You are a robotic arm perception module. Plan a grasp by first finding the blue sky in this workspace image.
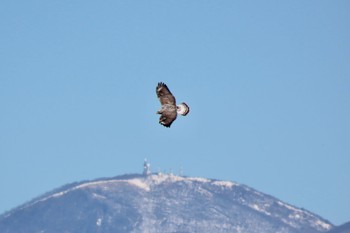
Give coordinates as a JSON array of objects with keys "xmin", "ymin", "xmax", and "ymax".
[{"xmin": 0, "ymin": 0, "xmax": 349, "ymax": 226}]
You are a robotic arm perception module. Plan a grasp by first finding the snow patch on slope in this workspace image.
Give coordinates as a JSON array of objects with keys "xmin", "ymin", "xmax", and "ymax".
[
  {"xmin": 147, "ymin": 173, "xmax": 238, "ymax": 189},
  {"xmin": 277, "ymin": 201, "xmax": 332, "ymax": 231},
  {"xmin": 212, "ymin": 180, "xmax": 237, "ymax": 188},
  {"xmin": 250, "ymin": 204, "xmax": 272, "ymax": 216},
  {"xmin": 128, "ymin": 179, "xmax": 151, "ymax": 191}
]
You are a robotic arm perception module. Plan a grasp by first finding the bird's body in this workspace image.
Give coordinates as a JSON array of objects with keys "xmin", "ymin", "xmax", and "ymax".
[{"xmin": 156, "ymin": 82, "xmax": 189, "ymax": 127}]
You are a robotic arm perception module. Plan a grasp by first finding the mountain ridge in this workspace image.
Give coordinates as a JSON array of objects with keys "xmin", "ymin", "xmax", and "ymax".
[
  {"xmin": 328, "ymin": 221, "xmax": 350, "ymax": 233},
  {"xmin": 0, "ymin": 173, "xmax": 333, "ymax": 233}
]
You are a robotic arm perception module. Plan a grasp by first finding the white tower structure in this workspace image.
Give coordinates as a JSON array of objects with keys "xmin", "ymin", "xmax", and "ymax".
[{"xmin": 143, "ymin": 159, "xmax": 151, "ymax": 175}]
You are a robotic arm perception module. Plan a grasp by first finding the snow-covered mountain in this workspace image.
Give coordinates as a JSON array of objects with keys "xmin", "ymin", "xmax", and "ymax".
[{"xmin": 0, "ymin": 173, "xmax": 333, "ymax": 233}]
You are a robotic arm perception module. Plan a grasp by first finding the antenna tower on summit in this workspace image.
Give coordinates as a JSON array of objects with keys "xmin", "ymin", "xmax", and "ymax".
[{"xmin": 143, "ymin": 159, "xmax": 151, "ymax": 175}]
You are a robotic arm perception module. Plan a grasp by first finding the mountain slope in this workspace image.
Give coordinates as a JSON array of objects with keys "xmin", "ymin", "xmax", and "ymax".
[
  {"xmin": 328, "ymin": 221, "xmax": 350, "ymax": 233},
  {"xmin": 0, "ymin": 173, "xmax": 333, "ymax": 233}
]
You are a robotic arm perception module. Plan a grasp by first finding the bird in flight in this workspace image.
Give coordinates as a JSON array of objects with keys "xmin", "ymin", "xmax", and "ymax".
[{"xmin": 156, "ymin": 82, "xmax": 190, "ymax": 127}]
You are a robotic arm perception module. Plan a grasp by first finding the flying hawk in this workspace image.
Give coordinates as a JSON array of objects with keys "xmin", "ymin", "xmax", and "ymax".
[{"xmin": 156, "ymin": 82, "xmax": 190, "ymax": 127}]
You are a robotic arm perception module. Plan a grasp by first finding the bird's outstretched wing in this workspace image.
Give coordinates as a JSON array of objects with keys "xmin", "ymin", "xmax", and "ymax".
[
  {"xmin": 156, "ymin": 82, "xmax": 176, "ymax": 105},
  {"xmin": 156, "ymin": 82, "xmax": 177, "ymax": 127}
]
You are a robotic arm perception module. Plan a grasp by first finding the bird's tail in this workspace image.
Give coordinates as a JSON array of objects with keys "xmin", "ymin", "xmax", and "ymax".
[{"xmin": 177, "ymin": 103, "xmax": 190, "ymax": 116}]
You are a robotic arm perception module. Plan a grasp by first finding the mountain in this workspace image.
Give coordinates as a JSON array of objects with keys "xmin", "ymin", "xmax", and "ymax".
[
  {"xmin": 0, "ymin": 173, "xmax": 333, "ymax": 233},
  {"xmin": 328, "ymin": 221, "xmax": 350, "ymax": 233}
]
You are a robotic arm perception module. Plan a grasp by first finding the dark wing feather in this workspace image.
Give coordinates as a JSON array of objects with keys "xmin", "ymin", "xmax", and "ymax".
[
  {"xmin": 156, "ymin": 82, "xmax": 176, "ymax": 105},
  {"xmin": 156, "ymin": 82, "xmax": 178, "ymax": 127},
  {"xmin": 159, "ymin": 109, "xmax": 177, "ymax": 127}
]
